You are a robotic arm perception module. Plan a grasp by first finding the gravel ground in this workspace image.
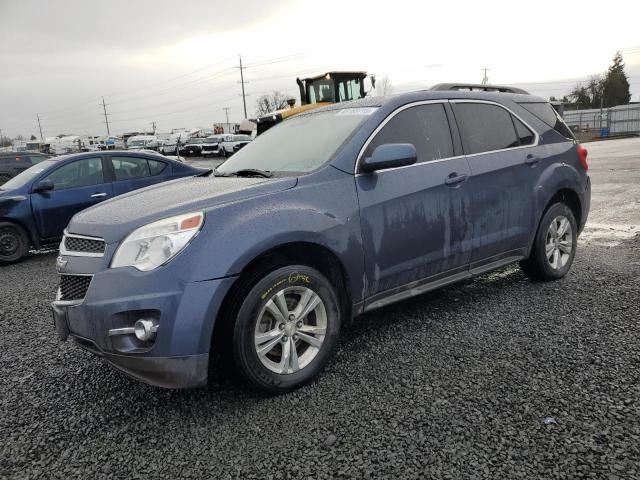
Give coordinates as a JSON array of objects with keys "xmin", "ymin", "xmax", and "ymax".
[{"xmin": 2, "ymin": 141, "xmax": 640, "ymax": 479}]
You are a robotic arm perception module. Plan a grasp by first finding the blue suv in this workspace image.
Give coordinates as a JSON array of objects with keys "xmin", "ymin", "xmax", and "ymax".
[{"xmin": 52, "ymin": 88, "xmax": 590, "ymax": 392}]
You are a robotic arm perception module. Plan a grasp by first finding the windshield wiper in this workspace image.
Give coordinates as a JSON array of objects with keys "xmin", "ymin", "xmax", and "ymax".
[{"xmin": 220, "ymin": 168, "xmax": 273, "ymax": 178}]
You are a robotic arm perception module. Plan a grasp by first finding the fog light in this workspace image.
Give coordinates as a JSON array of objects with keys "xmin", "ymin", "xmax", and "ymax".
[{"xmin": 133, "ymin": 319, "xmax": 158, "ymax": 342}]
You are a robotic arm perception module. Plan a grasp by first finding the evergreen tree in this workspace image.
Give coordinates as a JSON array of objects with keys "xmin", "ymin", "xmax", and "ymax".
[{"xmin": 602, "ymin": 52, "xmax": 631, "ymax": 107}]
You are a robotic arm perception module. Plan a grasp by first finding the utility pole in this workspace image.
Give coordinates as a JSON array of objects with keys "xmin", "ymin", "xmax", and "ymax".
[
  {"xmin": 223, "ymin": 107, "xmax": 231, "ymax": 133},
  {"xmin": 150, "ymin": 121, "xmax": 157, "ymax": 135},
  {"xmin": 101, "ymin": 96, "xmax": 111, "ymax": 135},
  {"xmin": 36, "ymin": 114, "xmax": 44, "ymax": 142},
  {"xmin": 238, "ymin": 54, "xmax": 248, "ymax": 119},
  {"xmin": 481, "ymin": 68, "xmax": 490, "ymax": 85},
  {"xmin": 0, "ymin": 128, "xmax": 3, "ymax": 148}
]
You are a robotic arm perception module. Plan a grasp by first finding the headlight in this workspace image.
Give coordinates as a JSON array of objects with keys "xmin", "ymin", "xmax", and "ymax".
[{"xmin": 111, "ymin": 212, "xmax": 204, "ymax": 271}]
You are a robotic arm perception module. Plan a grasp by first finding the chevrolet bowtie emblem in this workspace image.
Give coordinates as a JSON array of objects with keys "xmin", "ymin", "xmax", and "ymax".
[{"xmin": 56, "ymin": 256, "xmax": 68, "ymax": 273}]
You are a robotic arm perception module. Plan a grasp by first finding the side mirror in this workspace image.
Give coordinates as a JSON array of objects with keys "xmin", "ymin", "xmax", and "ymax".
[
  {"xmin": 360, "ymin": 143, "xmax": 417, "ymax": 173},
  {"xmin": 33, "ymin": 179, "xmax": 54, "ymax": 193}
]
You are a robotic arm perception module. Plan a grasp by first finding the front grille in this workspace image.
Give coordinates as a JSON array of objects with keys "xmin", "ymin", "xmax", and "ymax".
[
  {"xmin": 59, "ymin": 275, "xmax": 92, "ymax": 301},
  {"xmin": 64, "ymin": 235, "xmax": 105, "ymax": 254}
]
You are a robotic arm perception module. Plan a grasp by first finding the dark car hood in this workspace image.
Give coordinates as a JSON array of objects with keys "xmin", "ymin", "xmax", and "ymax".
[{"xmin": 68, "ymin": 175, "xmax": 297, "ymax": 243}]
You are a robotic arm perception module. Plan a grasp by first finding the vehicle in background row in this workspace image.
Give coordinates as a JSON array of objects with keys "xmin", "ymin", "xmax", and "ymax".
[
  {"xmin": 145, "ymin": 139, "xmax": 169, "ymax": 152},
  {"xmin": 0, "ymin": 151, "xmax": 207, "ymax": 265},
  {"xmin": 51, "ymin": 88, "xmax": 590, "ymax": 393},
  {"xmin": 0, "ymin": 151, "xmax": 51, "ymax": 185},
  {"xmin": 201, "ymin": 135, "xmax": 224, "ymax": 157},
  {"xmin": 219, "ymin": 134, "xmax": 252, "ymax": 157},
  {"xmin": 127, "ymin": 135, "xmax": 157, "ymax": 151},
  {"xmin": 183, "ymin": 138, "xmax": 206, "ymax": 156}
]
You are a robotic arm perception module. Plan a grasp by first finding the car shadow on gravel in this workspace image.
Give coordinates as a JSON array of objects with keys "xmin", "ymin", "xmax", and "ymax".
[{"xmin": 64, "ymin": 264, "xmax": 534, "ymax": 412}]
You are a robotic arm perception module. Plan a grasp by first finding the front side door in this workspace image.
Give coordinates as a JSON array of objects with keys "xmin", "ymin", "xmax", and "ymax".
[
  {"xmin": 450, "ymin": 102, "xmax": 538, "ymax": 268},
  {"xmin": 31, "ymin": 156, "xmax": 113, "ymax": 239},
  {"xmin": 356, "ymin": 102, "xmax": 473, "ymax": 302},
  {"xmin": 109, "ymin": 155, "xmax": 168, "ymax": 196}
]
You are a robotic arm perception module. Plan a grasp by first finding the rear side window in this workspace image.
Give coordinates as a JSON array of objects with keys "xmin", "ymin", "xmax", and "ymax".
[
  {"xmin": 518, "ymin": 102, "xmax": 575, "ymax": 140},
  {"xmin": 513, "ymin": 116, "xmax": 535, "ymax": 146},
  {"xmin": 453, "ymin": 103, "xmax": 520, "ymax": 154},
  {"xmin": 112, "ymin": 156, "xmax": 151, "ymax": 180},
  {"xmin": 148, "ymin": 159, "xmax": 166, "ymax": 175},
  {"xmin": 364, "ymin": 104, "xmax": 454, "ymax": 163}
]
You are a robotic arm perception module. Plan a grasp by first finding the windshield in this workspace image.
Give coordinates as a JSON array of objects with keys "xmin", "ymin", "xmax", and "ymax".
[
  {"xmin": 217, "ymin": 108, "xmax": 375, "ymax": 175},
  {"xmin": 1, "ymin": 160, "xmax": 57, "ymax": 190},
  {"xmin": 188, "ymin": 138, "xmax": 205, "ymax": 144},
  {"xmin": 234, "ymin": 135, "xmax": 252, "ymax": 142},
  {"xmin": 128, "ymin": 140, "xmax": 145, "ymax": 147}
]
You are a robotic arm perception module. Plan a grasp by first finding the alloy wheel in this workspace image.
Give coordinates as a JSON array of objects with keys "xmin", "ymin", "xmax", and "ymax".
[
  {"xmin": 545, "ymin": 215, "xmax": 573, "ymax": 270},
  {"xmin": 254, "ymin": 286, "xmax": 327, "ymax": 374}
]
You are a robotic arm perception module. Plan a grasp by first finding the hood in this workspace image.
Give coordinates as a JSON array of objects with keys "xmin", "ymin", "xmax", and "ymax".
[{"xmin": 67, "ymin": 175, "xmax": 297, "ymax": 243}]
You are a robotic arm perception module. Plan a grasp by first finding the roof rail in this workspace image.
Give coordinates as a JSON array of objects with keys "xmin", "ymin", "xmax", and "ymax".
[{"xmin": 430, "ymin": 83, "xmax": 529, "ymax": 94}]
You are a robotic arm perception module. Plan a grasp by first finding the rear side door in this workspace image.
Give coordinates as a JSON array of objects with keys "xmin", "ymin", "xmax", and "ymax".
[
  {"xmin": 31, "ymin": 156, "xmax": 113, "ymax": 239},
  {"xmin": 450, "ymin": 101, "xmax": 538, "ymax": 268},
  {"xmin": 356, "ymin": 102, "xmax": 473, "ymax": 302},
  {"xmin": 109, "ymin": 155, "xmax": 170, "ymax": 196}
]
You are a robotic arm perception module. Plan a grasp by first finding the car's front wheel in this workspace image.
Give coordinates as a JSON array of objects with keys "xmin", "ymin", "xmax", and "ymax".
[
  {"xmin": 0, "ymin": 222, "xmax": 29, "ymax": 265},
  {"xmin": 230, "ymin": 265, "xmax": 341, "ymax": 393},
  {"xmin": 520, "ymin": 202, "xmax": 577, "ymax": 281}
]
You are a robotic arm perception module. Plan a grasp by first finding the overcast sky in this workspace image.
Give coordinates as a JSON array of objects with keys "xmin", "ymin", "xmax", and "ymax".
[{"xmin": 1, "ymin": 0, "xmax": 639, "ymax": 138}]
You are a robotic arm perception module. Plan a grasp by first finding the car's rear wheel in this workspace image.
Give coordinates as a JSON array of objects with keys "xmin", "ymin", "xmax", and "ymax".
[
  {"xmin": 520, "ymin": 202, "xmax": 577, "ymax": 281},
  {"xmin": 0, "ymin": 222, "xmax": 30, "ymax": 265},
  {"xmin": 230, "ymin": 265, "xmax": 341, "ymax": 393}
]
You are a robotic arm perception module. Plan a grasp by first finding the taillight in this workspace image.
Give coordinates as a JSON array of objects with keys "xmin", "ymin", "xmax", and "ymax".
[{"xmin": 576, "ymin": 144, "xmax": 588, "ymax": 171}]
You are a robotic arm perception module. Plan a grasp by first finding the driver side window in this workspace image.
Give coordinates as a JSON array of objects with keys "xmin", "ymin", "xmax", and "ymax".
[
  {"xmin": 44, "ymin": 158, "xmax": 104, "ymax": 190},
  {"xmin": 364, "ymin": 104, "xmax": 454, "ymax": 164}
]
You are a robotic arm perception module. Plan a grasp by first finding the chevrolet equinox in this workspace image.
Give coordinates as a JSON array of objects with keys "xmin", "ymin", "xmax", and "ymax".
[{"xmin": 52, "ymin": 89, "xmax": 591, "ymax": 393}]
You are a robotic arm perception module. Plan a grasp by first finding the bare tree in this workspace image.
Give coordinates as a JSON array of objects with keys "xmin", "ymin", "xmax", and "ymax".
[
  {"xmin": 255, "ymin": 91, "xmax": 291, "ymax": 116},
  {"xmin": 376, "ymin": 75, "xmax": 393, "ymax": 96}
]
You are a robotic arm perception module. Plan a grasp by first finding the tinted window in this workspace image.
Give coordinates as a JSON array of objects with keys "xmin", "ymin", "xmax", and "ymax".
[
  {"xmin": 453, "ymin": 103, "xmax": 519, "ymax": 154},
  {"xmin": 45, "ymin": 158, "xmax": 104, "ymax": 190},
  {"xmin": 112, "ymin": 156, "xmax": 151, "ymax": 180},
  {"xmin": 364, "ymin": 104, "xmax": 454, "ymax": 163},
  {"xmin": 512, "ymin": 116, "xmax": 535, "ymax": 146},
  {"xmin": 518, "ymin": 102, "xmax": 575, "ymax": 140},
  {"xmin": 148, "ymin": 159, "xmax": 166, "ymax": 175}
]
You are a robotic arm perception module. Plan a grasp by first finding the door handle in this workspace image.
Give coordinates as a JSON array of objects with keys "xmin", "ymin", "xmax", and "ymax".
[
  {"xmin": 525, "ymin": 154, "xmax": 539, "ymax": 166},
  {"xmin": 90, "ymin": 193, "xmax": 108, "ymax": 198},
  {"xmin": 444, "ymin": 173, "xmax": 468, "ymax": 186}
]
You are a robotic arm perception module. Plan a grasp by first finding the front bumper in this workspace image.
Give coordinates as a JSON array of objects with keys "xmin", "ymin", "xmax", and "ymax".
[{"xmin": 52, "ymin": 264, "xmax": 236, "ymax": 389}]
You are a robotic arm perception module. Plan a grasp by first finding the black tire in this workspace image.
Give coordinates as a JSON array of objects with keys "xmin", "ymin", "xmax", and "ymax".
[
  {"xmin": 520, "ymin": 202, "xmax": 577, "ymax": 281},
  {"xmin": 229, "ymin": 265, "xmax": 341, "ymax": 393},
  {"xmin": 0, "ymin": 221, "xmax": 30, "ymax": 265}
]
